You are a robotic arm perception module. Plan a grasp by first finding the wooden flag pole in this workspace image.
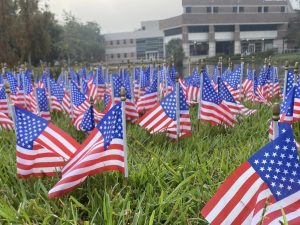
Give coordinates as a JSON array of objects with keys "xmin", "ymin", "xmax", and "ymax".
[
  {"xmin": 157, "ymin": 63, "xmax": 161, "ymax": 102},
  {"xmin": 121, "ymin": 87, "xmax": 128, "ymax": 178},
  {"xmin": 175, "ymin": 72, "xmax": 180, "ymax": 140},
  {"xmin": 272, "ymin": 103, "xmax": 280, "ymax": 140},
  {"xmin": 283, "ymin": 61, "xmax": 289, "ymax": 99},
  {"xmin": 239, "ymin": 55, "xmax": 244, "ymax": 101},
  {"xmin": 197, "ymin": 59, "xmax": 204, "ymax": 120}
]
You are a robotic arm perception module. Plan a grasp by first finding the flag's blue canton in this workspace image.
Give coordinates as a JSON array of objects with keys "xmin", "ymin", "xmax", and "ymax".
[
  {"xmin": 86, "ymin": 71, "xmax": 93, "ymax": 80},
  {"xmin": 123, "ymin": 73, "xmax": 132, "ymax": 99},
  {"xmin": 248, "ymin": 125, "xmax": 300, "ymax": 201},
  {"xmin": 79, "ymin": 68, "xmax": 87, "ymax": 80},
  {"xmin": 70, "ymin": 70, "xmax": 79, "ymax": 85},
  {"xmin": 169, "ymin": 65, "xmax": 176, "ymax": 82},
  {"xmin": 15, "ymin": 107, "xmax": 48, "ymax": 149},
  {"xmin": 161, "ymin": 85, "xmax": 188, "ymax": 121},
  {"xmin": 253, "ymin": 74, "xmax": 259, "ymax": 94},
  {"xmin": 0, "ymin": 85, "xmax": 6, "ymax": 100},
  {"xmin": 184, "ymin": 76, "xmax": 192, "ymax": 86},
  {"xmin": 96, "ymin": 103, "xmax": 123, "ymax": 149},
  {"xmin": 246, "ymin": 69, "xmax": 253, "ymax": 81},
  {"xmin": 218, "ymin": 79, "xmax": 236, "ymax": 103},
  {"xmin": 280, "ymin": 86, "xmax": 295, "ymax": 117},
  {"xmin": 145, "ymin": 78, "xmax": 157, "ymax": 94},
  {"xmin": 50, "ymin": 79, "xmax": 64, "ymax": 103},
  {"xmin": 18, "ymin": 73, "xmax": 24, "ymax": 91},
  {"xmin": 152, "ymin": 67, "xmax": 158, "ymax": 81},
  {"xmin": 81, "ymin": 106, "xmax": 95, "ymax": 132},
  {"xmin": 104, "ymin": 94, "xmax": 111, "ymax": 108},
  {"xmin": 113, "ymin": 75, "xmax": 122, "ymax": 98},
  {"xmin": 202, "ymin": 71, "xmax": 222, "ymax": 104},
  {"xmin": 191, "ymin": 69, "xmax": 200, "ymax": 87},
  {"xmin": 41, "ymin": 72, "xmax": 48, "ymax": 90},
  {"xmin": 93, "ymin": 67, "xmax": 105, "ymax": 85},
  {"xmin": 71, "ymin": 81, "xmax": 86, "ymax": 107},
  {"xmin": 286, "ymin": 69, "xmax": 294, "ymax": 96},
  {"xmin": 134, "ymin": 68, "xmax": 140, "ymax": 81},
  {"xmin": 82, "ymin": 80, "xmax": 88, "ymax": 95},
  {"xmin": 0, "ymin": 74, "xmax": 3, "ymax": 84},
  {"xmin": 212, "ymin": 65, "xmax": 218, "ymax": 84},
  {"xmin": 167, "ymin": 73, "xmax": 175, "ymax": 88},
  {"xmin": 7, "ymin": 72, "xmax": 18, "ymax": 94},
  {"xmin": 141, "ymin": 67, "xmax": 150, "ymax": 88},
  {"xmin": 36, "ymin": 88, "xmax": 49, "ymax": 112},
  {"xmin": 258, "ymin": 68, "xmax": 268, "ymax": 86},
  {"xmin": 224, "ymin": 66, "xmax": 241, "ymax": 90},
  {"xmin": 24, "ymin": 73, "xmax": 32, "ymax": 94},
  {"xmin": 57, "ymin": 74, "xmax": 65, "ymax": 87}
]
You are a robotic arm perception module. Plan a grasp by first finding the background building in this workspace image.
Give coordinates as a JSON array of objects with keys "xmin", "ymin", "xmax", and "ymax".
[{"xmin": 104, "ymin": 0, "xmax": 298, "ymax": 64}]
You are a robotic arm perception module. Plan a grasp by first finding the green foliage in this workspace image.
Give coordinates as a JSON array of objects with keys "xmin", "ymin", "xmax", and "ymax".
[
  {"xmin": 166, "ymin": 39, "xmax": 185, "ymax": 73},
  {"xmin": 1, "ymin": 103, "xmax": 297, "ymax": 224}
]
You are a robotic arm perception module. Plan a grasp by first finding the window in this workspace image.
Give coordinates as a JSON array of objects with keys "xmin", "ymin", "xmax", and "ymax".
[
  {"xmin": 207, "ymin": 6, "xmax": 212, "ymax": 13},
  {"xmin": 130, "ymin": 39, "xmax": 134, "ymax": 44},
  {"xmin": 117, "ymin": 40, "xmax": 120, "ymax": 45},
  {"xmin": 233, "ymin": 6, "xmax": 238, "ymax": 13},
  {"xmin": 264, "ymin": 7, "xmax": 268, "ymax": 13},
  {"xmin": 215, "ymin": 25, "xmax": 235, "ymax": 32},
  {"xmin": 239, "ymin": 7, "xmax": 244, "ymax": 13},
  {"xmin": 131, "ymin": 53, "xmax": 134, "ymax": 57},
  {"xmin": 124, "ymin": 53, "xmax": 127, "ymax": 58},
  {"xmin": 240, "ymin": 24, "xmax": 278, "ymax": 31},
  {"xmin": 111, "ymin": 54, "xmax": 114, "ymax": 59},
  {"xmin": 123, "ymin": 40, "xmax": 126, "ymax": 44},
  {"xmin": 258, "ymin": 6, "xmax": 262, "ymax": 12},
  {"xmin": 213, "ymin": 7, "xmax": 218, "ymax": 13},
  {"xmin": 188, "ymin": 26, "xmax": 209, "ymax": 33},
  {"xmin": 110, "ymin": 41, "xmax": 113, "ymax": 45},
  {"xmin": 117, "ymin": 54, "xmax": 120, "ymax": 58},
  {"xmin": 185, "ymin": 7, "xmax": 191, "ymax": 13},
  {"xmin": 281, "ymin": 6, "xmax": 286, "ymax": 12},
  {"xmin": 164, "ymin": 27, "xmax": 182, "ymax": 36}
]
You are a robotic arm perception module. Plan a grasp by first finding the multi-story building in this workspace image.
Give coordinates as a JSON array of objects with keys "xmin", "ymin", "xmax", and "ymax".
[
  {"xmin": 104, "ymin": 0, "xmax": 298, "ymax": 64},
  {"xmin": 159, "ymin": 0, "xmax": 296, "ymax": 60},
  {"xmin": 104, "ymin": 21, "xmax": 164, "ymax": 64}
]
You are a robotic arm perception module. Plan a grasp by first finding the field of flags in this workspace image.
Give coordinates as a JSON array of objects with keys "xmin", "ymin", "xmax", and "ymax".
[{"xmin": 0, "ymin": 57, "xmax": 299, "ymax": 224}]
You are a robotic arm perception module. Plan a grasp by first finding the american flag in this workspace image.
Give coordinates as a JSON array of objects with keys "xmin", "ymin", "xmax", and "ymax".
[
  {"xmin": 49, "ymin": 79, "xmax": 64, "ymax": 112},
  {"xmin": 186, "ymin": 68, "xmax": 200, "ymax": 103},
  {"xmin": 36, "ymin": 88, "xmax": 51, "ymax": 121},
  {"xmin": 0, "ymin": 85, "xmax": 9, "ymax": 115},
  {"xmin": 201, "ymin": 124, "xmax": 300, "ymax": 225},
  {"xmin": 138, "ymin": 83, "xmax": 191, "ymax": 139},
  {"xmin": 211, "ymin": 65, "xmax": 218, "ymax": 87},
  {"xmin": 137, "ymin": 78, "xmax": 158, "ymax": 113},
  {"xmin": 280, "ymin": 86, "xmax": 295, "ymax": 123},
  {"xmin": 24, "ymin": 73, "xmax": 38, "ymax": 113},
  {"xmin": 257, "ymin": 68, "xmax": 269, "ymax": 99},
  {"xmin": 74, "ymin": 106, "xmax": 95, "ymax": 132},
  {"xmin": 243, "ymin": 69, "xmax": 254, "ymax": 100},
  {"xmin": 48, "ymin": 103, "xmax": 125, "ymax": 198},
  {"xmin": 293, "ymin": 77, "xmax": 300, "ymax": 122},
  {"xmin": 222, "ymin": 66, "xmax": 242, "ymax": 100},
  {"xmin": 113, "ymin": 74, "xmax": 139, "ymax": 122},
  {"xmin": 7, "ymin": 72, "xmax": 25, "ymax": 108},
  {"xmin": 93, "ymin": 66, "xmax": 105, "ymax": 100},
  {"xmin": 0, "ymin": 111, "xmax": 14, "ymax": 130},
  {"xmin": 285, "ymin": 69, "xmax": 294, "ymax": 97},
  {"xmin": 199, "ymin": 71, "xmax": 236, "ymax": 127},
  {"xmin": 15, "ymin": 106, "xmax": 80, "ymax": 178},
  {"xmin": 218, "ymin": 79, "xmax": 256, "ymax": 116}
]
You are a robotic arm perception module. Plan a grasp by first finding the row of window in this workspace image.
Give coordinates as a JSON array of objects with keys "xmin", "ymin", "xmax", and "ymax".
[
  {"xmin": 109, "ymin": 39, "xmax": 134, "ymax": 46},
  {"xmin": 109, "ymin": 53, "xmax": 135, "ymax": 59},
  {"xmin": 185, "ymin": 6, "xmax": 286, "ymax": 14}
]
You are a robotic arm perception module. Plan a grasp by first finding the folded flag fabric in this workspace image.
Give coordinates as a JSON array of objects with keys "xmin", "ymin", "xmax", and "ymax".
[
  {"xmin": 137, "ymin": 78, "xmax": 158, "ymax": 113},
  {"xmin": 73, "ymin": 105, "xmax": 95, "ymax": 132},
  {"xmin": 201, "ymin": 124, "xmax": 300, "ymax": 225},
  {"xmin": 36, "ymin": 88, "xmax": 51, "ymax": 121},
  {"xmin": 0, "ymin": 85, "xmax": 9, "ymax": 115},
  {"xmin": 48, "ymin": 103, "xmax": 125, "ymax": 198},
  {"xmin": 15, "ymin": 107, "xmax": 80, "ymax": 178},
  {"xmin": 0, "ymin": 112, "xmax": 14, "ymax": 130}
]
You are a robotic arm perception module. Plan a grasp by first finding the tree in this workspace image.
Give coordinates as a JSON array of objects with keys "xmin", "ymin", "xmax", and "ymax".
[
  {"xmin": 286, "ymin": 11, "xmax": 300, "ymax": 48},
  {"xmin": 166, "ymin": 39, "xmax": 185, "ymax": 73}
]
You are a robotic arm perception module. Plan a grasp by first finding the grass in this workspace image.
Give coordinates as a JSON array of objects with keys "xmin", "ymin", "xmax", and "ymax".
[{"xmin": 0, "ymin": 102, "xmax": 299, "ymax": 224}]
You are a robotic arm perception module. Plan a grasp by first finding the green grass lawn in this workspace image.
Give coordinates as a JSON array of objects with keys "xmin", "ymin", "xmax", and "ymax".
[{"xmin": 0, "ymin": 103, "xmax": 298, "ymax": 224}]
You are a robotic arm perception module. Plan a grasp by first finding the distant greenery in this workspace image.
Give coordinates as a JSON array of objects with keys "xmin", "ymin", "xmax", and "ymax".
[
  {"xmin": 166, "ymin": 39, "xmax": 185, "ymax": 74},
  {"xmin": 1, "ymin": 102, "xmax": 298, "ymax": 224},
  {"xmin": 0, "ymin": 0, "xmax": 105, "ymax": 67}
]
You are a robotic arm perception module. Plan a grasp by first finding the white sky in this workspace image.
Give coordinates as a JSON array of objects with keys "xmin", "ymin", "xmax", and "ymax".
[{"xmin": 44, "ymin": 0, "xmax": 183, "ymax": 34}]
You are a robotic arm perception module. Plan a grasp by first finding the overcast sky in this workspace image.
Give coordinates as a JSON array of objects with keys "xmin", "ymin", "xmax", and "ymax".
[{"xmin": 44, "ymin": 0, "xmax": 182, "ymax": 34}]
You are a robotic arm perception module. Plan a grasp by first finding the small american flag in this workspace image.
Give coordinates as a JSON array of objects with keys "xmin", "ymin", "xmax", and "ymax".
[
  {"xmin": 0, "ymin": 85, "xmax": 9, "ymax": 115},
  {"xmin": 48, "ymin": 103, "xmax": 125, "ymax": 198},
  {"xmin": 7, "ymin": 72, "xmax": 25, "ymax": 108},
  {"xmin": 201, "ymin": 124, "xmax": 300, "ymax": 224},
  {"xmin": 285, "ymin": 69, "xmax": 294, "ymax": 97},
  {"xmin": 15, "ymin": 107, "xmax": 79, "ymax": 178},
  {"xmin": 186, "ymin": 68, "xmax": 200, "ymax": 103},
  {"xmin": 74, "ymin": 106, "xmax": 95, "ymax": 132},
  {"xmin": 36, "ymin": 88, "xmax": 51, "ymax": 121},
  {"xmin": 0, "ymin": 111, "xmax": 14, "ymax": 130},
  {"xmin": 137, "ymin": 78, "xmax": 158, "ymax": 113},
  {"xmin": 200, "ymin": 71, "xmax": 236, "ymax": 127},
  {"xmin": 49, "ymin": 79, "xmax": 64, "ymax": 112},
  {"xmin": 222, "ymin": 66, "xmax": 242, "ymax": 100}
]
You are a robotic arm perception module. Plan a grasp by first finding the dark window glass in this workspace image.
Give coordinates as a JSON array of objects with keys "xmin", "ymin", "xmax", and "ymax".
[
  {"xmin": 123, "ymin": 40, "xmax": 126, "ymax": 44},
  {"xmin": 110, "ymin": 41, "xmax": 113, "ymax": 45},
  {"xmin": 207, "ymin": 6, "xmax": 212, "ymax": 13},
  {"xmin": 213, "ymin": 7, "xmax": 218, "ymax": 13},
  {"xmin": 240, "ymin": 24, "xmax": 278, "ymax": 31},
  {"xmin": 117, "ymin": 40, "xmax": 120, "ymax": 45},
  {"xmin": 188, "ymin": 26, "xmax": 209, "ymax": 33},
  {"xmin": 111, "ymin": 54, "xmax": 114, "ymax": 59},
  {"xmin": 117, "ymin": 54, "xmax": 120, "ymax": 58},
  {"xmin": 164, "ymin": 27, "xmax": 182, "ymax": 36},
  {"xmin": 130, "ymin": 39, "xmax": 134, "ymax": 44},
  {"xmin": 124, "ymin": 53, "xmax": 127, "ymax": 58},
  {"xmin": 189, "ymin": 42, "xmax": 209, "ymax": 56},
  {"xmin": 233, "ymin": 6, "xmax": 238, "ymax": 13},
  {"xmin": 264, "ymin": 7, "xmax": 268, "ymax": 12},
  {"xmin": 215, "ymin": 25, "xmax": 235, "ymax": 32},
  {"xmin": 258, "ymin": 6, "xmax": 262, "ymax": 12},
  {"xmin": 239, "ymin": 7, "xmax": 244, "ymax": 13},
  {"xmin": 281, "ymin": 6, "xmax": 286, "ymax": 12},
  {"xmin": 185, "ymin": 7, "xmax": 191, "ymax": 13}
]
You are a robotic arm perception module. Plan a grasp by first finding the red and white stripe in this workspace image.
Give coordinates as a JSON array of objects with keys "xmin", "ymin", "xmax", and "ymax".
[
  {"xmin": 225, "ymin": 82, "xmax": 241, "ymax": 101},
  {"xmin": 39, "ymin": 111, "xmax": 51, "ymax": 121},
  {"xmin": 293, "ymin": 97, "xmax": 300, "ymax": 122},
  {"xmin": 166, "ymin": 110, "xmax": 192, "ymax": 139},
  {"xmin": 186, "ymin": 86, "xmax": 200, "ymax": 103},
  {"xmin": 17, "ymin": 123, "xmax": 80, "ymax": 178},
  {"xmin": 115, "ymin": 98, "xmax": 139, "ymax": 122},
  {"xmin": 50, "ymin": 96, "xmax": 63, "ymax": 112},
  {"xmin": 48, "ymin": 129, "xmax": 124, "ymax": 198},
  {"xmin": 224, "ymin": 101, "xmax": 257, "ymax": 116},
  {"xmin": 0, "ymin": 98, "xmax": 9, "ymax": 115},
  {"xmin": 137, "ymin": 92, "xmax": 158, "ymax": 113},
  {"xmin": 201, "ymin": 161, "xmax": 300, "ymax": 225},
  {"xmin": 0, "ymin": 112, "xmax": 14, "ymax": 130},
  {"xmin": 11, "ymin": 92, "xmax": 25, "ymax": 108},
  {"xmin": 200, "ymin": 100, "xmax": 236, "ymax": 127}
]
